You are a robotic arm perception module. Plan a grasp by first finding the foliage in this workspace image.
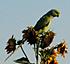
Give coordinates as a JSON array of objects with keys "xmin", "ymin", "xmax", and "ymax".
[{"xmin": 4, "ymin": 27, "xmax": 68, "ymax": 64}]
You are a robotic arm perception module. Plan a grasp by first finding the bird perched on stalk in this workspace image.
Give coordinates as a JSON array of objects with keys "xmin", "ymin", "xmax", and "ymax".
[{"xmin": 34, "ymin": 9, "xmax": 60, "ymax": 33}]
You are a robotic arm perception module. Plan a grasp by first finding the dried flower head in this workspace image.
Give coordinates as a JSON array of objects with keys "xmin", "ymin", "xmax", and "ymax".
[
  {"xmin": 5, "ymin": 35, "xmax": 16, "ymax": 54},
  {"xmin": 22, "ymin": 27, "xmax": 38, "ymax": 45},
  {"xmin": 40, "ymin": 31, "xmax": 55, "ymax": 49},
  {"xmin": 57, "ymin": 40, "xmax": 68, "ymax": 57}
]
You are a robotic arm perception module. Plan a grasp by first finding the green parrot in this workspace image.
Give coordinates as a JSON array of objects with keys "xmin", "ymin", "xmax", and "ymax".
[{"xmin": 34, "ymin": 9, "xmax": 60, "ymax": 33}]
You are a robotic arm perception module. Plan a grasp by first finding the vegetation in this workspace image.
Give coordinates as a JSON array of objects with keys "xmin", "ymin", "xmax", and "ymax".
[{"xmin": 4, "ymin": 26, "xmax": 68, "ymax": 64}]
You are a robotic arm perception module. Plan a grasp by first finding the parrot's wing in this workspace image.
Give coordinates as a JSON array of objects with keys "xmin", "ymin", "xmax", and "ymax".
[{"xmin": 34, "ymin": 16, "xmax": 49, "ymax": 31}]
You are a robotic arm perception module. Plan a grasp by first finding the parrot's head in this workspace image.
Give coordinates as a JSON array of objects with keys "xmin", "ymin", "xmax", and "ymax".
[{"xmin": 47, "ymin": 9, "xmax": 60, "ymax": 17}]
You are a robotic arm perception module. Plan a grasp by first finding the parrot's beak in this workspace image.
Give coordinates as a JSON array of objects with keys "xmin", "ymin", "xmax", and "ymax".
[
  {"xmin": 57, "ymin": 13, "xmax": 60, "ymax": 17},
  {"xmin": 57, "ymin": 14, "xmax": 59, "ymax": 17}
]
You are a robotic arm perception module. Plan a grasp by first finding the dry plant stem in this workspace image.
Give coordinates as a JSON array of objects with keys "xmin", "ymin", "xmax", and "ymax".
[
  {"xmin": 20, "ymin": 45, "xmax": 30, "ymax": 63},
  {"xmin": 21, "ymin": 39, "xmax": 29, "ymax": 58},
  {"xmin": 36, "ymin": 42, "xmax": 39, "ymax": 64},
  {"xmin": 20, "ymin": 39, "xmax": 30, "ymax": 63}
]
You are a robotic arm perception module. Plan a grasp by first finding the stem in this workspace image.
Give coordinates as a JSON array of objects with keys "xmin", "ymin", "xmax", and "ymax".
[
  {"xmin": 21, "ymin": 39, "xmax": 29, "ymax": 60},
  {"xmin": 34, "ymin": 43, "xmax": 35, "ymax": 51},
  {"xmin": 20, "ymin": 45, "xmax": 30, "ymax": 63},
  {"xmin": 20, "ymin": 46, "xmax": 28, "ymax": 59},
  {"xmin": 36, "ymin": 43, "xmax": 39, "ymax": 64},
  {"xmin": 17, "ymin": 39, "xmax": 30, "ymax": 63}
]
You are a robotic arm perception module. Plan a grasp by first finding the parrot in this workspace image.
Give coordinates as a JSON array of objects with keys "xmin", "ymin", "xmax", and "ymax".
[
  {"xmin": 34, "ymin": 9, "xmax": 60, "ymax": 33},
  {"xmin": 33, "ymin": 9, "xmax": 60, "ymax": 61}
]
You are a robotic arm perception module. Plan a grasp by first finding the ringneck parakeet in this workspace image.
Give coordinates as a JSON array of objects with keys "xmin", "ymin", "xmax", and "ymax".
[{"xmin": 34, "ymin": 9, "xmax": 60, "ymax": 33}]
